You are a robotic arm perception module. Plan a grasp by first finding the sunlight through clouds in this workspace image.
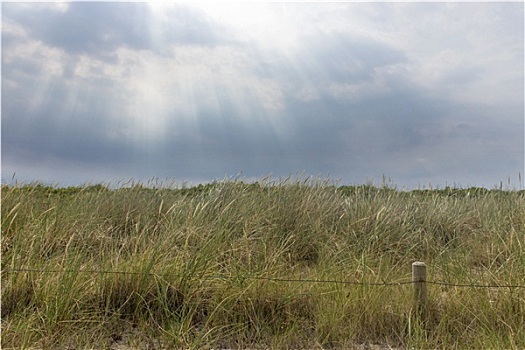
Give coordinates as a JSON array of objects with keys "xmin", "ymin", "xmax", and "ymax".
[
  {"xmin": 188, "ymin": 3, "xmax": 304, "ymax": 54},
  {"xmin": 2, "ymin": 2, "xmax": 523, "ymax": 188},
  {"xmin": 115, "ymin": 45, "xmax": 289, "ymax": 144}
]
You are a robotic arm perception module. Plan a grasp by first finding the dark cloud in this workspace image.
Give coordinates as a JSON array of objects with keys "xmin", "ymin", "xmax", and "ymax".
[
  {"xmin": 305, "ymin": 34, "xmax": 407, "ymax": 84},
  {"xmin": 2, "ymin": 3, "xmax": 223, "ymax": 60},
  {"xmin": 3, "ymin": 3, "xmax": 145, "ymax": 56},
  {"xmin": 2, "ymin": 81, "xmax": 133, "ymax": 165}
]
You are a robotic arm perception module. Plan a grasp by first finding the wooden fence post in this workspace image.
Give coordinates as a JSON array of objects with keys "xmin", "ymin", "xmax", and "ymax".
[{"xmin": 412, "ymin": 261, "xmax": 427, "ymax": 312}]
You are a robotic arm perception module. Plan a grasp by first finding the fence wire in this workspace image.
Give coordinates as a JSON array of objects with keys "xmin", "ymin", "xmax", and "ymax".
[{"xmin": 2, "ymin": 268, "xmax": 524, "ymax": 289}]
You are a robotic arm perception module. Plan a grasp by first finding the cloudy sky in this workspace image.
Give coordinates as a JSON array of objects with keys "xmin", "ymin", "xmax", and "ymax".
[{"xmin": 2, "ymin": 2, "xmax": 524, "ymax": 188}]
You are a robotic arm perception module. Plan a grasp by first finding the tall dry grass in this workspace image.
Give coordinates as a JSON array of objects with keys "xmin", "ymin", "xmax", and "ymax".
[{"xmin": 1, "ymin": 179, "xmax": 524, "ymax": 349}]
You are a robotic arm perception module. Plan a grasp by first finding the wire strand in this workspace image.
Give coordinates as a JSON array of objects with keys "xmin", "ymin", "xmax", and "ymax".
[{"xmin": 3, "ymin": 268, "xmax": 524, "ymax": 289}]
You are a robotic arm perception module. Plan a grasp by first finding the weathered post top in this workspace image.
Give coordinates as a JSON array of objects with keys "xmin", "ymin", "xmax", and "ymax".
[{"xmin": 412, "ymin": 261, "xmax": 427, "ymax": 312}]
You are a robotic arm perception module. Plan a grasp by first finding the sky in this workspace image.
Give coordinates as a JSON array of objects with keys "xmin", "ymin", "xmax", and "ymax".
[{"xmin": 2, "ymin": 2, "xmax": 524, "ymax": 189}]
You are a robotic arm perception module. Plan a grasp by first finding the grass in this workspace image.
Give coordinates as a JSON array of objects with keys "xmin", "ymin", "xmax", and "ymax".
[{"xmin": 1, "ymin": 178, "xmax": 524, "ymax": 349}]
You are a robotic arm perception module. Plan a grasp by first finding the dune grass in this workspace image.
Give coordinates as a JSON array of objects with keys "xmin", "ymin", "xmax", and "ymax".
[{"xmin": 1, "ymin": 178, "xmax": 524, "ymax": 349}]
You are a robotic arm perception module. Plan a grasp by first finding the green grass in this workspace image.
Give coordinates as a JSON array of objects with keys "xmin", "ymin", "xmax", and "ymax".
[{"xmin": 2, "ymin": 178, "xmax": 524, "ymax": 349}]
